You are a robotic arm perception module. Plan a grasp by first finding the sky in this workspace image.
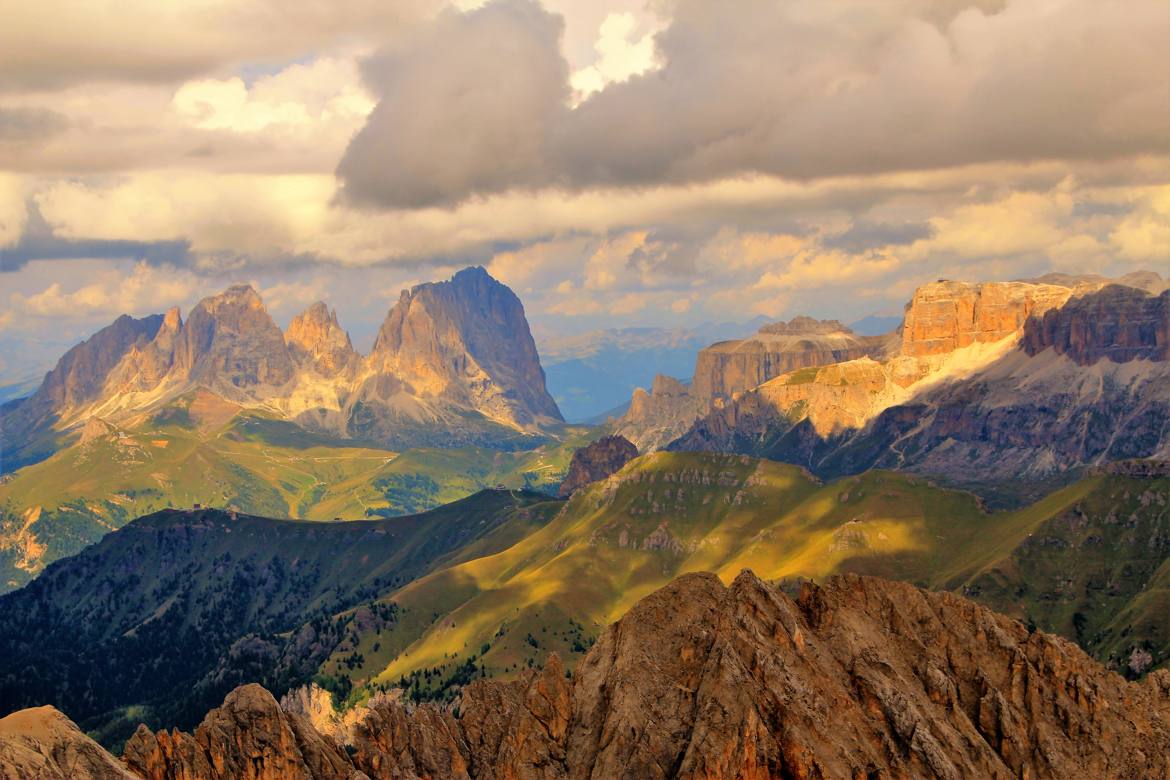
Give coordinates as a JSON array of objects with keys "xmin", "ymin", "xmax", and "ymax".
[{"xmin": 0, "ymin": 0, "xmax": 1168, "ymax": 379}]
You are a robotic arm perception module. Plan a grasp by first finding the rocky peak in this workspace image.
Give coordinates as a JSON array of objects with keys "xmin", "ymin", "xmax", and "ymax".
[
  {"xmin": 124, "ymin": 683, "xmax": 355, "ymax": 780},
  {"xmin": 172, "ymin": 284, "xmax": 295, "ymax": 389},
  {"xmin": 0, "ymin": 705, "xmax": 136, "ymax": 778},
  {"xmin": 285, "ymin": 302, "xmax": 357, "ymax": 375},
  {"xmin": 901, "ymin": 280, "xmax": 1073, "ymax": 357},
  {"xmin": 558, "ymin": 435, "xmax": 639, "ymax": 497},
  {"xmin": 160, "ymin": 307, "xmax": 181, "ymax": 333},
  {"xmin": 367, "ymin": 266, "xmax": 562, "ymax": 426},
  {"xmin": 1023, "ymin": 285, "xmax": 1169, "ymax": 365},
  {"xmin": 31, "ymin": 314, "xmax": 165, "ymax": 413}
]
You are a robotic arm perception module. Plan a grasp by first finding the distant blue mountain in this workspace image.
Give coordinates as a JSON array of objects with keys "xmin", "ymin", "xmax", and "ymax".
[{"xmin": 538, "ymin": 319, "xmax": 766, "ymax": 422}]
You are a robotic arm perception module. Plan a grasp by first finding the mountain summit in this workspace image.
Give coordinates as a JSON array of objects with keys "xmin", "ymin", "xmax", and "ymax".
[{"xmin": 0, "ymin": 267, "xmax": 563, "ymax": 468}]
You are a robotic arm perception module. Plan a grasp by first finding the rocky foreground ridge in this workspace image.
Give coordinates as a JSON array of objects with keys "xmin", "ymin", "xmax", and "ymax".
[
  {"xmin": 6, "ymin": 571, "xmax": 1170, "ymax": 778},
  {"xmin": 0, "ymin": 267, "xmax": 562, "ymax": 469}
]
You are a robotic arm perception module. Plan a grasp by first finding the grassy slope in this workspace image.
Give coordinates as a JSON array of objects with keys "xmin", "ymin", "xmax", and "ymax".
[
  {"xmin": 332, "ymin": 452, "xmax": 1167, "ymax": 700},
  {"xmin": 0, "ymin": 490, "xmax": 561, "ymax": 743},
  {"xmin": 0, "ymin": 396, "xmax": 593, "ymax": 591}
]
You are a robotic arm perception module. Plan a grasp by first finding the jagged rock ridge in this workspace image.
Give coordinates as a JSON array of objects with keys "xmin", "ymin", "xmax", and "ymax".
[
  {"xmin": 0, "ymin": 266, "xmax": 563, "ymax": 464},
  {"xmin": 15, "ymin": 570, "xmax": 1168, "ymax": 778}
]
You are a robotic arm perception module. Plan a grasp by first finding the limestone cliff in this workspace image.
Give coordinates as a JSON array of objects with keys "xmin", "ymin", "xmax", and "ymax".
[
  {"xmin": 0, "ymin": 312, "xmax": 163, "ymax": 470},
  {"xmin": 1024, "ymin": 284, "xmax": 1170, "ymax": 365},
  {"xmin": 693, "ymin": 316, "xmax": 889, "ymax": 401},
  {"xmin": 364, "ymin": 266, "xmax": 561, "ymax": 428},
  {"xmin": 172, "ymin": 284, "xmax": 296, "ymax": 390},
  {"xmin": 672, "ymin": 279, "xmax": 1170, "ymax": 496},
  {"xmin": 900, "ymin": 280, "xmax": 1072, "ymax": 357},
  {"xmin": 107, "ymin": 571, "xmax": 1170, "ymax": 778},
  {"xmin": 617, "ymin": 317, "xmax": 890, "ymax": 451}
]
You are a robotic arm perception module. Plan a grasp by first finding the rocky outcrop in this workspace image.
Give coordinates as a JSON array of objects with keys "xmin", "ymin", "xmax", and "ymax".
[
  {"xmin": 286, "ymin": 303, "xmax": 358, "ymax": 376},
  {"xmin": 172, "ymin": 284, "xmax": 296, "ymax": 389},
  {"xmin": 0, "ymin": 705, "xmax": 136, "ymax": 778},
  {"xmin": 693, "ymin": 316, "xmax": 890, "ymax": 401},
  {"xmin": 617, "ymin": 318, "xmax": 891, "ymax": 452},
  {"xmin": 615, "ymin": 374, "xmax": 706, "ymax": 452},
  {"xmin": 364, "ymin": 266, "xmax": 561, "ymax": 429},
  {"xmin": 1024, "ymin": 285, "xmax": 1170, "ymax": 365},
  {"xmin": 123, "ymin": 684, "xmax": 361, "ymax": 780},
  {"xmin": 557, "ymin": 435, "xmax": 638, "ymax": 497},
  {"xmin": 23, "ymin": 313, "xmax": 165, "ymax": 413},
  {"xmin": 51, "ymin": 570, "xmax": 1170, "ymax": 777},
  {"xmin": 901, "ymin": 280, "xmax": 1072, "ymax": 357}
]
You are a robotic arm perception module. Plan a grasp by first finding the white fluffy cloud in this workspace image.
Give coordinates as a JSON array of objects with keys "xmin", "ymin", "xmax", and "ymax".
[{"xmin": 10, "ymin": 261, "xmax": 203, "ymax": 318}]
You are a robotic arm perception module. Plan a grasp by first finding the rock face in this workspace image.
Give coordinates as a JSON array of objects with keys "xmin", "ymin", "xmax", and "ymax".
[
  {"xmin": 617, "ymin": 318, "xmax": 891, "ymax": 451},
  {"xmin": 670, "ymin": 276, "xmax": 1170, "ymax": 497},
  {"xmin": 286, "ymin": 303, "xmax": 359, "ymax": 376},
  {"xmin": 693, "ymin": 316, "xmax": 889, "ymax": 401},
  {"xmin": 557, "ymin": 435, "xmax": 639, "ymax": 497},
  {"xmin": 901, "ymin": 280, "xmax": 1072, "ymax": 357},
  {"xmin": 356, "ymin": 266, "xmax": 562, "ymax": 440},
  {"xmin": 1, "ymin": 267, "xmax": 564, "ymax": 468},
  {"xmin": 1024, "ymin": 285, "xmax": 1170, "ymax": 365},
  {"xmin": 0, "ymin": 313, "xmax": 164, "ymax": 469},
  {"xmin": 79, "ymin": 571, "xmax": 1170, "ymax": 777},
  {"xmin": 172, "ymin": 284, "xmax": 296, "ymax": 389},
  {"xmin": 0, "ymin": 705, "xmax": 136, "ymax": 779},
  {"xmin": 123, "ymin": 684, "xmax": 361, "ymax": 780}
]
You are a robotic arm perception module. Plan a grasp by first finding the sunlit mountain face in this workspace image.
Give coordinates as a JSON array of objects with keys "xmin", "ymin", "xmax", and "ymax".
[{"xmin": 1, "ymin": 1, "xmax": 1169, "ymax": 776}]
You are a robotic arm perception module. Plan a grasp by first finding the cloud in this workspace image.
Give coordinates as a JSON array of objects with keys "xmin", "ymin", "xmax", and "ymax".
[
  {"xmin": 569, "ymin": 12, "xmax": 659, "ymax": 101},
  {"xmin": 340, "ymin": 0, "xmax": 1170, "ymax": 208},
  {"xmin": 1110, "ymin": 185, "xmax": 1170, "ymax": 263},
  {"xmin": 0, "ymin": 107, "xmax": 68, "ymax": 143},
  {"xmin": 0, "ymin": 0, "xmax": 439, "ymax": 91},
  {"xmin": 10, "ymin": 261, "xmax": 202, "ymax": 318},
  {"xmin": 172, "ymin": 58, "xmax": 374, "ymax": 134},
  {"xmin": 0, "ymin": 174, "xmax": 28, "ymax": 248},
  {"xmin": 0, "ymin": 56, "xmax": 375, "ymax": 176},
  {"xmin": 337, "ymin": 0, "xmax": 570, "ymax": 208}
]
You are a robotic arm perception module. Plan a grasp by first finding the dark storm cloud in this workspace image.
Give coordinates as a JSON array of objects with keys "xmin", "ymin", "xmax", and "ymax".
[
  {"xmin": 338, "ymin": 0, "xmax": 1170, "ymax": 209},
  {"xmin": 0, "ymin": 108, "xmax": 69, "ymax": 143},
  {"xmin": 337, "ymin": 0, "xmax": 570, "ymax": 209},
  {"xmin": 0, "ymin": 234, "xmax": 192, "ymax": 273},
  {"xmin": 0, "ymin": 205, "xmax": 190, "ymax": 272},
  {"xmin": 824, "ymin": 221, "xmax": 935, "ymax": 253}
]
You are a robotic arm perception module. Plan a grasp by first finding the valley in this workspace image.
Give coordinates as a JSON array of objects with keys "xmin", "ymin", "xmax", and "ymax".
[
  {"xmin": 0, "ymin": 394, "xmax": 589, "ymax": 591},
  {"xmin": 3, "ymin": 449, "xmax": 1168, "ymax": 756}
]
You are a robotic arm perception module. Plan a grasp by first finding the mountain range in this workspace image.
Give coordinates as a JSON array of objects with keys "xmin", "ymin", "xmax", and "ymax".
[
  {"xmin": 618, "ymin": 271, "xmax": 1170, "ymax": 503},
  {"xmin": 0, "ymin": 266, "xmax": 563, "ymax": 474}
]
